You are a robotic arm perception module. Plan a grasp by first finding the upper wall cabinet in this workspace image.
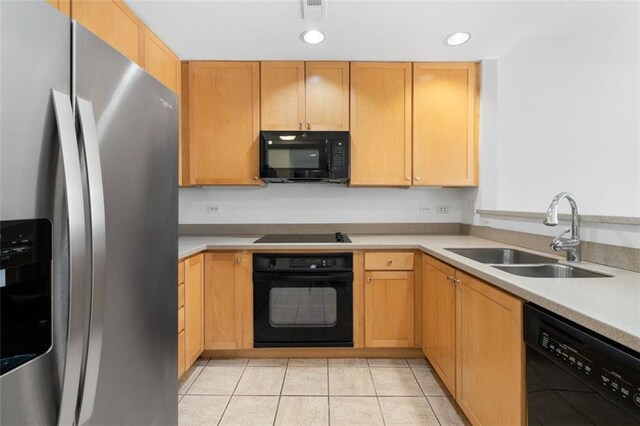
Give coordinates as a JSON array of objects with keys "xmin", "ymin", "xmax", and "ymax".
[
  {"xmin": 72, "ymin": 0, "xmax": 144, "ymax": 65},
  {"xmin": 261, "ymin": 61, "xmax": 350, "ymax": 131},
  {"xmin": 350, "ymin": 62, "xmax": 412, "ymax": 186},
  {"xmin": 182, "ymin": 62, "xmax": 261, "ymax": 186},
  {"xmin": 413, "ymin": 63, "xmax": 479, "ymax": 186},
  {"xmin": 144, "ymin": 28, "xmax": 180, "ymax": 93}
]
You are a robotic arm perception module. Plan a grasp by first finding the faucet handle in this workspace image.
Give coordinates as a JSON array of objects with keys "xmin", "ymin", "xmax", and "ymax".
[{"xmin": 551, "ymin": 228, "xmax": 571, "ymax": 251}]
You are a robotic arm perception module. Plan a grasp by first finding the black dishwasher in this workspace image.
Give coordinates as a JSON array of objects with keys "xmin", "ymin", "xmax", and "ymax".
[{"xmin": 524, "ymin": 303, "xmax": 640, "ymax": 425}]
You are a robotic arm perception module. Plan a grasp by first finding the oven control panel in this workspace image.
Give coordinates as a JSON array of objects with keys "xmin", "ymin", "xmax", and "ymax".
[{"xmin": 253, "ymin": 253, "xmax": 353, "ymax": 272}]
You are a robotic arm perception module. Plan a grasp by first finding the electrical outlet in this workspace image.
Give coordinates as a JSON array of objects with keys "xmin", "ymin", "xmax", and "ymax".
[
  {"xmin": 481, "ymin": 218, "xmax": 491, "ymax": 226},
  {"xmin": 437, "ymin": 205, "xmax": 450, "ymax": 214},
  {"xmin": 206, "ymin": 204, "xmax": 221, "ymax": 214},
  {"xmin": 420, "ymin": 205, "xmax": 433, "ymax": 214}
]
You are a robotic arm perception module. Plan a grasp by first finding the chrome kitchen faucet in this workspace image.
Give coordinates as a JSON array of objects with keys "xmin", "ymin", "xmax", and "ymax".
[{"xmin": 543, "ymin": 192, "xmax": 581, "ymax": 262}]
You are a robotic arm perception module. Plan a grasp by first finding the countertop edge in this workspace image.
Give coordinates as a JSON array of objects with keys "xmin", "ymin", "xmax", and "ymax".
[{"xmin": 178, "ymin": 238, "xmax": 640, "ymax": 353}]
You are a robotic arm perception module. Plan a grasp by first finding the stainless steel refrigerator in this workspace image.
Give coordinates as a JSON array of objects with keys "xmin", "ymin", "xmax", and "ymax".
[{"xmin": 1, "ymin": 2, "xmax": 178, "ymax": 424}]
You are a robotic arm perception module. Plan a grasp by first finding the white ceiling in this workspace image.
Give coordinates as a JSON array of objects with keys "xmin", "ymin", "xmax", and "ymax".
[{"xmin": 126, "ymin": 0, "xmax": 571, "ymax": 61}]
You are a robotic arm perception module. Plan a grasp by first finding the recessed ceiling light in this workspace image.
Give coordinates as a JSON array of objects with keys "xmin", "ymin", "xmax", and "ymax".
[
  {"xmin": 301, "ymin": 29, "xmax": 325, "ymax": 45},
  {"xmin": 445, "ymin": 32, "xmax": 471, "ymax": 46}
]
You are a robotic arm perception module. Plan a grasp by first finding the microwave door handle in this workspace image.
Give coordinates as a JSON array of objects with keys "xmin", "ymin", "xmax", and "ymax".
[
  {"xmin": 51, "ymin": 89, "xmax": 88, "ymax": 426},
  {"xmin": 75, "ymin": 97, "xmax": 107, "ymax": 425}
]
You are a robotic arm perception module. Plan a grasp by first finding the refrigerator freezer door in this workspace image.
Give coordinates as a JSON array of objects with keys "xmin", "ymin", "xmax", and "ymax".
[
  {"xmin": 0, "ymin": 2, "xmax": 76, "ymax": 425},
  {"xmin": 73, "ymin": 24, "xmax": 179, "ymax": 424}
]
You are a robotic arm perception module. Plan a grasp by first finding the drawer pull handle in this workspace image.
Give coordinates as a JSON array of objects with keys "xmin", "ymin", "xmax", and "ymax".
[
  {"xmin": 387, "ymin": 259, "xmax": 393, "ymax": 265},
  {"xmin": 235, "ymin": 258, "xmax": 241, "ymax": 264}
]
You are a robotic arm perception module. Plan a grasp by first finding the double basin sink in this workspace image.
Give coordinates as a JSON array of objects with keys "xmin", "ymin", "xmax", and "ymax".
[{"xmin": 445, "ymin": 248, "xmax": 612, "ymax": 279}]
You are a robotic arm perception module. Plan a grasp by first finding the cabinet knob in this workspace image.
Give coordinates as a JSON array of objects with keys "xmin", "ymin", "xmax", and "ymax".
[
  {"xmin": 415, "ymin": 177, "xmax": 421, "ymax": 181},
  {"xmin": 405, "ymin": 177, "xmax": 411, "ymax": 181},
  {"xmin": 306, "ymin": 122, "xmax": 311, "ymax": 130},
  {"xmin": 447, "ymin": 275, "xmax": 454, "ymax": 282},
  {"xmin": 253, "ymin": 176, "xmax": 258, "ymax": 180},
  {"xmin": 366, "ymin": 276, "xmax": 372, "ymax": 283},
  {"xmin": 235, "ymin": 258, "xmax": 241, "ymax": 264},
  {"xmin": 298, "ymin": 121, "xmax": 303, "ymax": 130},
  {"xmin": 387, "ymin": 259, "xmax": 393, "ymax": 265}
]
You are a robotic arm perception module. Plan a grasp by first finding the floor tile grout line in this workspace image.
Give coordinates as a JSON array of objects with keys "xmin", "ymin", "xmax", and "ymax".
[
  {"xmin": 408, "ymin": 363, "xmax": 443, "ymax": 426},
  {"xmin": 179, "ymin": 359, "xmax": 207, "ymax": 396},
  {"xmin": 272, "ymin": 358, "xmax": 289, "ymax": 426},
  {"xmin": 326, "ymin": 359, "xmax": 331, "ymax": 426},
  {"xmin": 366, "ymin": 364, "xmax": 387, "ymax": 426},
  {"xmin": 216, "ymin": 358, "xmax": 249, "ymax": 426}
]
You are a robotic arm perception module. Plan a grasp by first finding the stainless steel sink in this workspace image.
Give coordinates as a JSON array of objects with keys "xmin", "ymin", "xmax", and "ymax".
[
  {"xmin": 493, "ymin": 264, "xmax": 612, "ymax": 278},
  {"xmin": 446, "ymin": 248, "xmax": 558, "ymax": 265}
]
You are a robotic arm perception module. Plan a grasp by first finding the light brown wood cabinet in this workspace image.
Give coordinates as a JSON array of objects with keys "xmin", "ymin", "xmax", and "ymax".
[
  {"xmin": 144, "ymin": 28, "xmax": 180, "ymax": 93},
  {"xmin": 422, "ymin": 255, "xmax": 456, "ymax": 395},
  {"xmin": 350, "ymin": 62, "xmax": 412, "ymax": 186},
  {"xmin": 184, "ymin": 254, "xmax": 204, "ymax": 368},
  {"xmin": 181, "ymin": 62, "xmax": 260, "ymax": 186},
  {"xmin": 46, "ymin": 0, "xmax": 71, "ymax": 16},
  {"xmin": 261, "ymin": 61, "xmax": 349, "ymax": 131},
  {"xmin": 203, "ymin": 252, "xmax": 252, "ymax": 349},
  {"xmin": 177, "ymin": 261, "xmax": 186, "ymax": 378},
  {"xmin": 413, "ymin": 63, "xmax": 478, "ymax": 186},
  {"xmin": 364, "ymin": 252, "xmax": 415, "ymax": 347},
  {"xmin": 72, "ymin": 0, "xmax": 144, "ymax": 65},
  {"xmin": 456, "ymin": 271, "xmax": 524, "ymax": 426},
  {"xmin": 421, "ymin": 254, "xmax": 524, "ymax": 426}
]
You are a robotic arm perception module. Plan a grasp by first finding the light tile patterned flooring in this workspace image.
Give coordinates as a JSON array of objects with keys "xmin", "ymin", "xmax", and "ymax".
[{"xmin": 178, "ymin": 357, "xmax": 470, "ymax": 425}]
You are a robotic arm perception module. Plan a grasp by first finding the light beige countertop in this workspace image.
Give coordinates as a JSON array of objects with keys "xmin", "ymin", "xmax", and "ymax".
[{"xmin": 178, "ymin": 234, "xmax": 640, "ymax": 352}]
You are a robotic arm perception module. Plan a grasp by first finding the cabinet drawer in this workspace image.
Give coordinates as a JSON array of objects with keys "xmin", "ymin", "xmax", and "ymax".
[
  {"xmin": 178, "ymin": 306, "xmax": 185, "ymax": 332},
  {"xmin": 178, "ymin": 261, "xmax": 185, "ymax": 285},
  {"xmin": 178, "ymin": 284, "xmax": 185, "ymax": 309},
  {"xmin": 365, "ymin": 252, "xmax": 414, "ymax": 270},
  {"xmin": 178, "ymin": 330, "xmax": 186, "ymax": 379}
]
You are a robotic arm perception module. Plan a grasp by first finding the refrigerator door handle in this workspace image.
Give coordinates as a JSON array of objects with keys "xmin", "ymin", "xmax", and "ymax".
[
  {"xmin": 76, "ymin": 97, "xmax": 107, "ymax": 425},
  {"xmin": 51, "ymin": 89, "xmax": 88, "ymax": 426}
]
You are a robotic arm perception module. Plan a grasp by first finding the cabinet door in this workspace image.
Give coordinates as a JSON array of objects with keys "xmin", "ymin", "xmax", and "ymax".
[
  {"xmin": 422, "ymin": 255, "xmax": 456, "ymax": 395},
  {"xmin": 184, "ymin": 254, "xmax": 204, "ymax": 368},
  {"xmin": 204, "ymin": 252, "xmax": 243, "ymax": 350},
  {"xmin": 72, "ymin": 0, "xmax": 144, "ymax": 65},
  {"xmin": 413, "ymin": 63, "xmax": 478, "ymax": 186},
  {"xmin": 305, "ymin": 62, "xmax": 349, "ymax": 131},
  {"xmin": 183, "ymin": 62, "xmax": 260, "ymax": 185},
  {"xmin": 261, "ymin": 61, "xmax": 305, "ymax": 130},
  {"xmin": 364, "ymin": 270, "xmax": 414, "ymax": 347},
  {"xmin": 144, "ymin": 28, "xmax": 180, "ymax": 93},
  {"xmin": 456, "ymin": 272, "xmax": 524, "ymax": 426},
  {"xmin": 350, "ymin": 62, "xmax": 412, "ymax": 186}
]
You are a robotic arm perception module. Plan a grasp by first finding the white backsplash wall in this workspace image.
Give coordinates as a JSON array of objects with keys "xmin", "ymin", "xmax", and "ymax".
[
  {"xmin": 179, "ymin": 185, "xmax": 464, "ymax": 224},
  {"xmin": 463, "ymin": 2, "xmax": 640, "ymax": 249}
]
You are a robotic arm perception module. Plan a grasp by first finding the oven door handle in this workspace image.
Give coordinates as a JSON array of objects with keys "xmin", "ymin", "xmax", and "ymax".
[{"xmin": 254, "ymin": 272, "xmax": 353, "ymax": 282}]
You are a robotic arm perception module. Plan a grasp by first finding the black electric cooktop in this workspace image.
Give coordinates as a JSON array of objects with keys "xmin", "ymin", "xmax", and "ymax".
[{"xmin": 253, "ymin": 233, "xmax": 351, "ymax": 244}]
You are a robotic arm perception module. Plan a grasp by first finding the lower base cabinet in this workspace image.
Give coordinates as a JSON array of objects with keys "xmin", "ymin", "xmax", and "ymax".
[
  {"xmin": 422, "ymin": 254, "xmax": 524, "ymax": 426},
  {"xmin": 204, "ymin": 252, "xmax": 252, "ymax": 350},
  {"xmin": 177, "ymin": 254, "xmax": 204, "ymax": 379},
  {"xmin": 456, "ymin": 271, "xmax": 524, "ymax": 426},
  {"xmin": 177, "ymin": 331, "xmax": 186, "ymax": 378}
]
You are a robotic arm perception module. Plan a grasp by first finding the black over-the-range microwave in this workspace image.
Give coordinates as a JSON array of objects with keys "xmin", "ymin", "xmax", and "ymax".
[{"xmin": 259, "ymin": 131, "xmax": 349, "ymax": 183}]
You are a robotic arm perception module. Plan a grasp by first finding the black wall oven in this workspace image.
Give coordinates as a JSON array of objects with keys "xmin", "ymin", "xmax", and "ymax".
[{"xmin": 253, "ymin": 253, "xmax": 353, "ymax": 347}]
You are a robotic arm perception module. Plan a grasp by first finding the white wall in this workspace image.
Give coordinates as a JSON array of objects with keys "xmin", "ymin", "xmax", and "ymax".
[
  {"xmin": 179, "ymin": 185, "xmax": 463, "ymax": 224},
  {"xmin": 464, "ymin": 2, "xmax": 640, "ymax": 248}
]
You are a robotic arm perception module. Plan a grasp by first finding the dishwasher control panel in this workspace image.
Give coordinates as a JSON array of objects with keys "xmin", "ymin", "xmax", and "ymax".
[{"xmin": 525, "ymin": 303, "xmax": 640, "ymax": 418}]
